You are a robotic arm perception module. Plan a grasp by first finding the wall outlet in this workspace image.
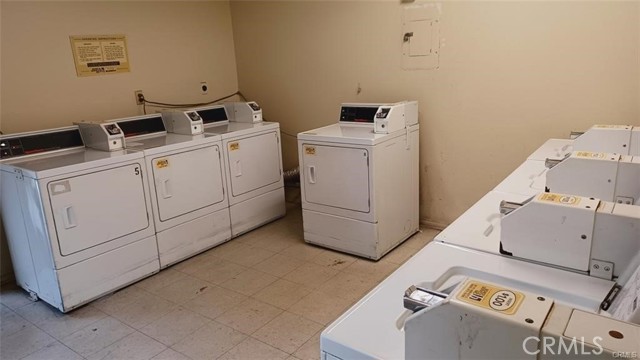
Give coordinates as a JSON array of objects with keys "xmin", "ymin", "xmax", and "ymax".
[
  {"xmin": 200, "ymin": 82, "xmax": 208, "ymax": 95},
  {"xmin": 134, "ymin": 90, "xmax": 144, "ymax": 105}
]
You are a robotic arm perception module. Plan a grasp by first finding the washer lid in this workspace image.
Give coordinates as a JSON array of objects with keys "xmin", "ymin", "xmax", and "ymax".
[
  {"xmin": 297, "ymin": 123, "xmax": 414, "ymax": 146},
  {"xmin": 205, "ymin": 121, "xmax": 279, "ymax": 139},
  {"xmin": 125, "ymin": 133, "xmax": 222, "ymax": 155},
  {"xmin": 0, "ymin": 148, "xmax": 143, "ymax": 179}
]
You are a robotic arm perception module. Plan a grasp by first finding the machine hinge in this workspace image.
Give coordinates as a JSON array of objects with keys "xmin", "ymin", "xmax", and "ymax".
[
  {"xmin": 615, "ymin": 196, "xmax": 634, "ymax": 205},
  {"xmin": 600, "ymin": 284, "xmax": 622, "ymax": 311},
  {"xmin": 14, "ymin": 169, "xmax": 23, "ymax": 180},
  {"xmin": 590, "ymin": 259, "xmax": 614, "ymax": 280}
]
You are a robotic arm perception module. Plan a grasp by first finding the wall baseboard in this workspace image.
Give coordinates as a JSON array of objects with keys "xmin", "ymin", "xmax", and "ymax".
[
  {"xmin": 420, "ymin": 219, "xmax": 448, "ymax": 231},
  {"xmin": 1, "ymin": 272, "xmax": 15, "ymax": 286}
]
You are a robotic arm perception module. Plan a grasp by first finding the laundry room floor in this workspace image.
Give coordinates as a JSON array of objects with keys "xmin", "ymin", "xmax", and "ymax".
[{"xmin": 0, "ymin": 192, "xmax": 439, "ymax": 360}]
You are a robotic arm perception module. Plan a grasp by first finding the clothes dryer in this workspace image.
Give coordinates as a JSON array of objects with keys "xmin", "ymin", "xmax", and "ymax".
[
  {"xmin": 0, "ymin": 125, "xmax": 158, "ymax": 312},
  {"xmin": 181, "ymin": 104, "xmax": 285, "ymax": 237},
  {"xmin": 115, "ymin": 115, "xmax": 230, "ymax": 268},
  {"xmin": 297, "ymin": 102, "xmax": 419, "ymax": 260}
]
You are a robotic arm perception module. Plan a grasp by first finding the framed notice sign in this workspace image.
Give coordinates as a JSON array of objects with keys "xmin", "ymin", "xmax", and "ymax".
[{"xmin": 70, "ymin": 35, "xmax": 130, "ymax": 77}]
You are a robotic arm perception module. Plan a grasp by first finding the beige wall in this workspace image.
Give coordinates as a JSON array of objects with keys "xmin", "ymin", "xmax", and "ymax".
[
  {"xmin": 0, "ymin": 1, "xmax": 238, "ymax": 282},
  {"xmin": 230, "ymin": 0, "xmax": 640, "ymax": 227}
]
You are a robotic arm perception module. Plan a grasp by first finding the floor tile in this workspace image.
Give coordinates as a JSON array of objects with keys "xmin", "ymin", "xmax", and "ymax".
[
  {"xmin": 310, "ymin": 250, "xmax": 357, "ymax": 271},
  {"xmin": 108, "ymin": 296, "xmax": 177, "ymax": 330},
  {"xmin": 0, "ymin": 284, "xmax": 34, "ymax": 310},
  {"xmin": 135, "ymin": 269, "xmax": 188, "ymax": 292},
  {"xmin": 279, "ymin": 243, "xmax": 326, "ymax": 262},
  {"xmin": 171, "ymin": 251, "xmax": 220, "ymax": 275},
  {"xmin": 216, "ymin": 299, "xmax": 282, "ymax": 335},
  {"xmin": 241, "ymin": 231, "xmax": 298, "ymax": 253},
  {"xmin": 315, "ymin": 272, "xmax": 377, "ymax": 302},
  {"xmin": 206, "ymin": 240, "xmax": 248, "ymax": 259},
  {"xmin": 189, "ymin": 259, "xmax": 247, "ymax": 285},
  {"xmin": 151, "ymin": 348, "xmax": 191, "ymax": 360},
  {"xmin": 92, "ymin": 286, "xmax": 149, "ymax": 315},
  {"xmin": 282, "ymin": 262, "xmax": 339, "ymax": 288},
  {"xmin": 219, "ymin": 268, "xmax": 278, "ymax": 296},
  {"xmin": 0, "ymin": 324, "xmax": 56, "ymax": 359},
  {"xmin": 252, "ymin": 254, "xmax": 305, "ymax": 277},
  {"xmin": 0, "ymin": 305, "xmax": 30, "ymax": 338},
  {"xmin": 217, "ymin": 338, "xmax": 288, "ymax": 360},
  {"xmin": 219, "ymin": 244, "xmax": 276, "ymax": 267},
  {"xmin": 342, "ymin": 259, "xmax": 398, "ymax": 282},
  {"xmin": 288, "ymin": 291, "xmax": 352, "ymax": 325},
  {"xmin": 21, "ymin": 341, "xmax": 83, "ymax": 360},
  {"xmin": 252, "ymin": 312, "xmax": 322, "ymax": 353},
  {"xmin": 381, "ymin": 241, "xmax": 421, "ymax": 265},
  {"xmin": 16, "ymin": 301, "xmax": 107, "ymax": 340},
  {"xmin": 252, "ymin": 279, "xmax": 313, "ymax": 310},
  {"xmin": 139, "ymin": 307, "xmax": 209, "ymax": 346},
  {"xmin": 149, "ymin": 276, "xmax": 211, "ymax": 304},
  {"xmin": 60, "ymin": 316, "xmax": 134, "ymax": 357},
  {"xmin": 172, "ymin": 321, "xmax": 246, "ymax": 360},
  {"xmin": 182, "ymin": 286, "xmax": 247, "ymax": 320},
  {"xmin": 292, "ymin": 331, "xmax": 321, "ymax": 360},
  {"xmin": 87, "ymin": 332, "xmax": 166, "ymax": 360}
]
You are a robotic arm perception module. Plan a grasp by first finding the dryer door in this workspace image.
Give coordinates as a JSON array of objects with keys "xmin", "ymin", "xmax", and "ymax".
[
  {"xmin": 152, "ymin": 144, "xmax": 225, "ymax": 221},
  {"xmin": 226, "ymin": 131, "xmax": 282, "ymax": 197},
  {"xmin": 302, "ymin": 144, "xmax": 370, "ymax": 213},
  {"xmin": 49, "ymin": 163, "xmax": 150, "ymax": 256}
]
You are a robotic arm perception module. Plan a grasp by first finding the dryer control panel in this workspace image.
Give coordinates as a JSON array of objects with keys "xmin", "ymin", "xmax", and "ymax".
[
  {"xmin": 224, "ymin": 102, "xmax": 262, "ymax": 123},
  {"xmin": 161, "ymin": 110, "xmax": 204, "ymax": 135},
  {"xmin": 0, "ymin": 128, "xmax": 84, "ymax": 160},
  {"xmin": 75, "ymin": 122, "xmax": 125, "ymax": 151}
]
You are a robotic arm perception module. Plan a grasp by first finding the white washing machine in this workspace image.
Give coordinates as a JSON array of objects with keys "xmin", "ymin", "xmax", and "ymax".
[
  {"xmin": 0, "ymin": 125, "xmax": 158, "ymax": 312},
  {"xmin": 320, "ymin": 241, "xmax": 619, "ymax": 359},
  {"xmin": 183, "ymin": 103, "xmax": 285, "ymax": 237},
  {"xmin": 297, "ymin": 102, "xmax": 419, "ymax": 260},
  {"xmin": 115, "ymin": 114, "xmax": 231, "ymax": 268}
]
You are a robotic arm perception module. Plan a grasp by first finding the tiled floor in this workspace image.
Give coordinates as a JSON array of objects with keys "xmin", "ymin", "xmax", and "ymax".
[{"xmin": 0, "ymin": 200, "xmax": 439, "ymax": 360}]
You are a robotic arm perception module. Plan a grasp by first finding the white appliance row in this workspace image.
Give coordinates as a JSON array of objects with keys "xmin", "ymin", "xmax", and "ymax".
[
  {"xmin": 320, "ymin": 124, "xmax": 640, "ymax": 359},
  {"xmin": 0, "ymin": 102, "xmax": 285, "ymax": 312},
  {"xmin": 297, "ymin": 102, "xmax": 419, "ymax": 260}
]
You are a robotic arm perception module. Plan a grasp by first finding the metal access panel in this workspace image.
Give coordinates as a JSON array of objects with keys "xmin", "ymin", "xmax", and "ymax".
[
  {"xmin": 226, "ymin": 132, "xmax": 281, "ymax": 197},
  {"xmin": 152, "ymin": 145, "xmax": 225, "ymax": 221},
  {"xmin": 48, "ymin": 164, "xmax": 150, "ymax": 256},
  {"xmin": 302, "ymin": 144, "xmax": 370, "ymax": 213}
]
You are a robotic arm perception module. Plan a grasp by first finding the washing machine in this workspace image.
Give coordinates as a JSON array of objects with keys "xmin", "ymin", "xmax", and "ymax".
[
  {"xmin": 320, "ymin": 241, "xmax": 622, "ymax": 360},
  {"xmin": 114, "ymin": 114, "xmax": 230, "ymax": 268},
  {"xmin": 0, "ymin": 125, "xmax": 158, "ymax": 312},
  {"xmin": 178, "ymin": 103, "xmax": 285, "ymax": 237},
  {"xmin": 297, "ymin": 102, "xmax": 419, "ymax": 260}
]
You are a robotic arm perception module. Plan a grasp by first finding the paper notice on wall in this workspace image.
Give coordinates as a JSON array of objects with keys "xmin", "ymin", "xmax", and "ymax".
[{"xmin": 70, "ymin": 35, "xmax": 130, "ymax": 77}]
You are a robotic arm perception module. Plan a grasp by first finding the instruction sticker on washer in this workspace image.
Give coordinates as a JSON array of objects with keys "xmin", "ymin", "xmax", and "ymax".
[
  {"xmin": 575, "ymin": 151, "xmax": 606, "ymax": 159},
  {"xmin": 594, "ymin": 124, "xmax": 629, "ymax": 129},
  {"xmin": 305, "ymin": 146, "xmax": 316, "ymax": 155},
  {"xmin": 70, "ymin": 35, "xmax": 130, "ymax": 77},
  {"xmin": 457, "ymin": 280, "xmax": 524, "ymax": 315},
  {"xmin": 538, "ymin": 193, "xmax": 581, "ymax": 206},
  {"xmin": 155, "ymin": 159, "xmax": 169, "ymax": 169},
  {"xmin": 229, "ymin": 142, "xmax": 239, "ymax": 151}
]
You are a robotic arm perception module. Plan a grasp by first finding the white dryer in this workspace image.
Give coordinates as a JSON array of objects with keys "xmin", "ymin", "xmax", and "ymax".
[
  {"xmin": 0, "ymin": 125, "xmax": 158, "ymax": 312},
  {"xmin": 297, "ymin": 102, "xmax": 419, "ymax": 260},
  {"xmin": 115, "ymin": 115, "xmax": 230, "ymax": 268},
  {"xmin": 184, "ymin": 103, "xmax": 285, "ymax": 237}
]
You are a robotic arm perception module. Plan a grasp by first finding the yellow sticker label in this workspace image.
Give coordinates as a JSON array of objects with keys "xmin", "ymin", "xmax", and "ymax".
[
  {"xmin": 457, "ymin": 280, "xmax": 524, "ymax": 315},
  {"xmin": 594, "ymin": 124, "xmax": 628, "ymax": 129},
  {"xmin": 538, "ymin": 193, "xmax": 581, "ymax": 206},
  {"xmin": 575, "ymin": 151, "xmax": 606, "ymax": 159},
  {"xmin": 229, "ymin": 142, "xmax": 239, "ymax": 151},
  {"xmin": 305, "ymin": 146, "xmax": 316, "ymax": 155},
  {"xmin": 155, "ymin": 159, "xmax": 169, "ymax": 169}
]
